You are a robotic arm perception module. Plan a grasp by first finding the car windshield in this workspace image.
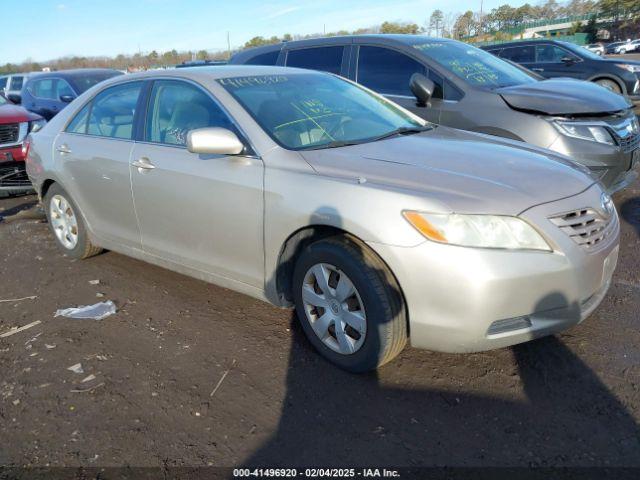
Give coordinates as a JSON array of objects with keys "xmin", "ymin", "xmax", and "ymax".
[
  {"xmin": 219, "ymin": 73, "xmax": 426, "ymax": 150},
  {"xmin": 69, "ymin": 72, "xmax": 122, "ymax": 94},
  {"xmin": 413, "ymin": 40, "xmax": 537, "ymax": 89}
]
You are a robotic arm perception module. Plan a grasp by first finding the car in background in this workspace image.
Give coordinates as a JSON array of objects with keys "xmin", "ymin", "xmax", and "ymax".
[
  {"xmin": 585, "ymin": 43, "xmax": 604, "ymax": 56},
  {"xmin": 0, "ymin": 92, "xmax": 45, "ymax": 195},
  {"xmin": 618, "ymin": 39, "xmax": 640, "ymax": 54},
  {"xmin": 21, "ymin": 69, "xmax": 123, "ymax": 120},
  {"xmin": 26, "ymin": 66, "xmax": 619, "ymax": 371},
  {"xmin": 0, "ymin": 73, "xmax": 32, "ymax": 104},
  {"xmin": 482, "ymin": 40, "xmax": 640, "ymax": 97},
  {"xmin": 605, "ymin": 41, "xmax": 629, "ymax": 55},
  {"xmin": 231, "ymin": 35, "xmax": 639, "ymax": 193},
  {"xmin": 175, "ymin": 60, "xmax": 227, "ymax": 68}
]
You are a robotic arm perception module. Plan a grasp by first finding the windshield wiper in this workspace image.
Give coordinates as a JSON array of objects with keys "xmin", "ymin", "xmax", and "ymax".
[
  {"xmin": 372, "ymin": 125, "xmax": 433, "ymax": 142},
  {"xmin": 300, "ymin": 140, "xmax": 363, "ymax": 151}
]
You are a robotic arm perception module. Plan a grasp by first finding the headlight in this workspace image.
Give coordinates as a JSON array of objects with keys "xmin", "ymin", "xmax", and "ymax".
[
  {"xmin": 616, "ymin": 63, "xmax": 640, "ymax": 73},
  {"xmin": 29, "ymin": 118, "xmax": 46, "ymax": 133},
  {"xmin": 403, "ymin": 211, "xmax": 552, "ymax": 251},
  {"xmin": 553, "ymin": 121, "xmax": 615, "ymax": 145}
]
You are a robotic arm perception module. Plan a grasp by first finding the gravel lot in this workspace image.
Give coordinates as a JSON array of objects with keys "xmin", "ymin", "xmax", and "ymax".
[{"xmin": 0, "ymin": 178, "xmax": 639, "ymax": 472}]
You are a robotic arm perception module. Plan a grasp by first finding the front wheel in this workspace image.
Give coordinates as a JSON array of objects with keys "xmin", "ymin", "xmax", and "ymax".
[
  {"xmin": 594, "ymin": 78, "xmax": 622, "ymax": 94},
  {"xmin": 292, "ymin": 235, "xmax": 407, "ymax": 372},
  {"xmin": 44, "ymin": 183, "xmax": 102, "ymax": 259}
]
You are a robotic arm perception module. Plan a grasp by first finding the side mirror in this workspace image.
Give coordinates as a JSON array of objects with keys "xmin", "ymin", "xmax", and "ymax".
[
  {"xmin": 410, "ymin": 73, "xmax": 435, "ymax": 108},
  {"xmin": 7, "ymin": 93, "xmax": 21, "ymax": 104},
  {"xmin": 187, "ymin": 127, "xmax": 244, "ymax": 155},
  {"xmin": 60, "ymin": 95, "xmax": 75, "ymax": 103}
]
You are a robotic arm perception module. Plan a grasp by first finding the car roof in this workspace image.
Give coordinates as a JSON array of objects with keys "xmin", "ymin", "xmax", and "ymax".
[
  {"xmin": 483, "ymin": 39, "xmax": 572, "ymax": 49},
  {"xmin": 95, "ymin": 65, "xmax": 333, "ymax": 86},
  {"xmin": 27, "ymin": 68, "xmax": 121, "ymax": 80},
  {"xmin": 231, "ymin": 34, "xmax": 456, "ymax": 62}
]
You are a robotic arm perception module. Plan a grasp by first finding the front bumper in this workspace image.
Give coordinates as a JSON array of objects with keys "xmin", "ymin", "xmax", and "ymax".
[
  {"xmin": 368, "ymin": 184, "xmax": 619, "ymax": 353},
  {"xmin": 547, "ymin": 133, "xmax": 638, "ymax": 193}
]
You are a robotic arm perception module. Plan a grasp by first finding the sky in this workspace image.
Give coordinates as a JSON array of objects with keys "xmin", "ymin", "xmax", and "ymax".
[{"xmin": 0, "ymin": 0, "xmax": 525, "ymax": 64}]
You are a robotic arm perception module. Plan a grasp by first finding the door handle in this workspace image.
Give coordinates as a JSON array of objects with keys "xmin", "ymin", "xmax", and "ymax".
[
  {"xmin": 56, "ymin": 144, "xmax": 72, "ymax": 154},
  {"xmin": 531, "ymin": 68, "xmax": 544, "ymax": 72},
  {"xmin": 131, "ymin": 157, "xmax": 156, "ymax": 171}
]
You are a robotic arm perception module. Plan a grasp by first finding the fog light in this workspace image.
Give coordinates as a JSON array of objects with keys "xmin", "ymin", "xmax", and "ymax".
[{"xmin": 487, "ymin": 316, "xmax": 532, "ymax": 336}]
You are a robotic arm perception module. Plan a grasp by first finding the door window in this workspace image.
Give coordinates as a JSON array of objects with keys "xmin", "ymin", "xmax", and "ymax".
[
  {"xmin": 246, "ymin": 50, "xmax": 280, "ymax": 66},
  {"xmin": 286, "ymin": 46, "xmax": 344, "ymax": 75},
  {"xmin": 9, "ymin": 76, "xmax": 24, "ymax": 91},
  {"xmin": 499, "ymin": 45, "xmax": 535, "ymax": 63},
  {"xmin": 29, "ymin": 79, "xmax": 56, "ymax": 99},
  {"xmin": 145, "ymin": 80, "xmax": 236, "ymax": 146},
  {"xmin": 86, "ymin": 82, "xmax": 143, "ymax": 140},
  {"xmin": 56, "ymin": 79, "xmax": 75, "ymax": 99},
  {"xmin": 0, "ymin": 77, "xmax": 7, "ymax": 90},
  {"xmin": 357, "ymin": 46, "xmax": 426, "ymax": 96},
  {"xmin": 66, "ymin": 103, "xmax": 91, "ymax": 134},
  {"xmin": 535, "ymin": 44, "xmax": 579, "ymax": 63}
]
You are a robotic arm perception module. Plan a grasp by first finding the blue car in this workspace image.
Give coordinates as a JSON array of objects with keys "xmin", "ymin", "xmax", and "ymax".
[{"xmin": 21, "ymin": 69, "xmax": 123, "ymax": 120}]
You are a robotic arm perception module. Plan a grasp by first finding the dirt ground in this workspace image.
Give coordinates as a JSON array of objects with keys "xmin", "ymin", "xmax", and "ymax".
[{"xmin": 0, "ymin": 179, "xmax": 639, "ymax": 474}]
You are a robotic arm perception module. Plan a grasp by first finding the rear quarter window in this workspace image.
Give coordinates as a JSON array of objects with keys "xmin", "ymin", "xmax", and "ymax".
[
  {"xmin": 286, "ymin": 46, "xmax": 345, "ymax": 75},
  {"xmin": 245, "ymin": 50, "xmax": 280, "ymax": 66}
]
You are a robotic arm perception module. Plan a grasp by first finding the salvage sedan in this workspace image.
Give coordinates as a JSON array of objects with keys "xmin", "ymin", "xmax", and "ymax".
[{"xmin": 26, "ymin": 67, "xmax": 619, "ymax": 372}]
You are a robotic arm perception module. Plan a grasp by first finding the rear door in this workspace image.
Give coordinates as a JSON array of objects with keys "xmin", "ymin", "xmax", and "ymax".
[
  {"xmin": 129, "ymin": 79, "xmax": 264, "ymax": 287},
  {"xmin": 53, "ymin": 81, "xmax": 144, "ymax": 249}
]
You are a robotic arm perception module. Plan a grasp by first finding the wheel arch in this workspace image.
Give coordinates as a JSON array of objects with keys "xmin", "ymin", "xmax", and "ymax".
[
  {"xmin": 588, "ymin": 74, "xmax": 626, "ymax": 94},
  {"xmin": 273, "ymin": 225, "xmax": 410, "ymax": 332}
]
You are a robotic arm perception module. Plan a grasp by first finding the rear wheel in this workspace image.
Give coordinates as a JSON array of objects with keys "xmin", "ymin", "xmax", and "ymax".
[
  {"xmin": 594, "ymin": 78, "xmax": 622, "ymax": 94},
  {"xmin": 44, "ymin": 183, "xmax": 102, "ymax": 259},
  {"xmin": 292, "ymin": 235, "xmax": 407, "ymax": 372}
]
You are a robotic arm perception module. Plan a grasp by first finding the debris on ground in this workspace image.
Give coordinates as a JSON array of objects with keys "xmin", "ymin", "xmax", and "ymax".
[
  {"xmin": 0, "ymin": 320, "xmax": 43, "ymax": 339},
  {"xmin": 54, "ymin": 301, "xmax": 116, "ymax": 320},
  {"xmin": 70, "ymin": 382, "xmax": 105, "ymax": 394},
  {"xmin": 67, "ymin": 363, "xmax": 84, "ymax": 374},
  {"xmin": 210, "ymin": 359, "xmax": 236, "ymax": 397},
  {"xmin": 89, "ymin": 280, "xmax": 100, "ymax": 285},
  {"xmin": 81, "ymin": 374, "xmax": 96, "ymax": 383},
  {"xmin": 0, "ymin": 295, "xmax": 37, "ymax": 304}
]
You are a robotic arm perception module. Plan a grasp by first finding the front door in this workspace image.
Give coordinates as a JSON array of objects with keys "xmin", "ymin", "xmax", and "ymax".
[
  {"xmin": 130, "ymin": 79, "xmax": 264, "ymax": 287},
  {"xmin": 354, "ymin": 45, "xmax": 442, "ymax": 124}
]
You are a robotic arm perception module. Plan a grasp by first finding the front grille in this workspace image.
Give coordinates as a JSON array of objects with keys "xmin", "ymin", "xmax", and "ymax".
[
  {"xmin": 549, "ymin": 207, "xmax": 617, "ymax": 251},
  {"xmin": 608, "ymin": 116, "xmax": 640, "ymax": 153},
  {"xmin": 0, "ymin": 123, "xmax": 19, "ymax": 145},
  {"xmin": 0, "ymin": 163, "xmax": 32, "ymax": 190}
]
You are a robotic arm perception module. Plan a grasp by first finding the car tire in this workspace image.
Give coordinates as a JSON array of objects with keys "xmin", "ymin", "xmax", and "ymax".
[
  {"xmin": 44, "ymin": 183, "xmax": 102, "ymax": 260},
  {"xmin": 594, "ymin": 78, "xmax": 622, "ymax": 94},
  {"xmin": 292, "ymin": 235, "xmax": 407, "ymax": 373}
]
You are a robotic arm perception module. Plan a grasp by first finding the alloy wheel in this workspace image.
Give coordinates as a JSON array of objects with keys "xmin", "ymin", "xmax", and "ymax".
[
  {"xmin": 49, "ymin": 194, "xmax": 79, "ymax": 250},
  {"xmin": 301, "ymin": 263, "xmax": 367, "ymax": 355}
]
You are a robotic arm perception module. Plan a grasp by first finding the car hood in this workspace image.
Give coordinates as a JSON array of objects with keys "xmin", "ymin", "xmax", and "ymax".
[
  {"xmin": 0, "ymin": 102, "xmax": 41, "ymax": 123},
  {"xmin": 298, "ymin": 127, "xmax": 595, "ymax": 216},
  {"xmin": 496, "ymin": 78, "xmax": 632, "ymax": 115}
]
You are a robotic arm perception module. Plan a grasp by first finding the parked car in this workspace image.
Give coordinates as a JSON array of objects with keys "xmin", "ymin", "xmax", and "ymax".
[
  {"xmin": 585, "ymin": 43, "xmax": 604, "ymax": 56},
  {"xmin": 27, "ymin": 67, "xmax": 619, "ymax": 371},
  {"xmin": 231, "ymin": 35, "xmax": 640, "ymax": 193},
  {"xmin": 0, "ymin": 73, "xmax": 32, "ymax": 104},
  {"xmin": 605, "ymin": 41, "xmax": 627, "ymax": 55},
  {"xmin": 482, "ymin": 39, "xmax": 640, "ymax": 96},
  {"xmin": 0, "ymin": 92, "xmax": 45, "ymax": 195},
  {"xmin": 22, "ymin": 69, "xmax": 123, "ymax": 120},
  {"xmin": 618, "ymin": 39, "xmax": 640, "ymax": 54},
  {"xmin": 175, "ymin": 60, "xmax": 227, "ymax": 68}
]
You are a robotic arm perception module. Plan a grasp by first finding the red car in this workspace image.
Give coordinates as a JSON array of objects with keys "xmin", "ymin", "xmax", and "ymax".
[{"xmin": 0, "ymin": 93, "xmax": 45, "ymax": 195}]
